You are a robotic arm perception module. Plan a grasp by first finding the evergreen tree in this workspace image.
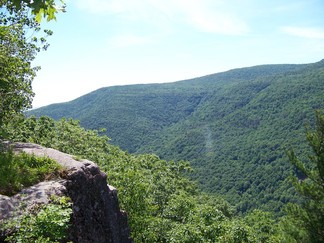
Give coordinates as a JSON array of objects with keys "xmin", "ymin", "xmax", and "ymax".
[{"xmin": 286, "ymin": 111, "xmax": 324, "ymax": 242}]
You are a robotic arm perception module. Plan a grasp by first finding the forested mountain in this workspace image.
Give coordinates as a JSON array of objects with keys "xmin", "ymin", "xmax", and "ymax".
[
  {"xmin": 3, "ymin": 0, "xmax": 323, "ymax": 240},
  {"xmin": 29, "ymin": 60, "xmax": 324, "ymax": 213}
]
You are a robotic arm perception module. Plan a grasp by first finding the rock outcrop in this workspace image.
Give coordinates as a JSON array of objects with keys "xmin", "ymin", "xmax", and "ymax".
[{"xmin": 0, "ymin": 142, "xmax": 132, "ymax": 243}]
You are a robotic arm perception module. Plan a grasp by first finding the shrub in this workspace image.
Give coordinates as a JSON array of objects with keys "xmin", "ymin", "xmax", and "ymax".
[
  {"xmin": 0, "ymin": 149, "xmax": 62, "ymax": 196},
  {"xmin": 3, "ymin": 196, "xmax": 72, "ymax": 243}
]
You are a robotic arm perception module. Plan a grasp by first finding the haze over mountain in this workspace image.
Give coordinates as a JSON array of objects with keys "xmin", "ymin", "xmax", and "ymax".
[{"xmin": 29, "ymin": 60, "xmax": 324, "ymax": 213}]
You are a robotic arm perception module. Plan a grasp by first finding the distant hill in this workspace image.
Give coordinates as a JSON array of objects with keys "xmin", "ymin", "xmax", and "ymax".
[{"xmin": 28, "ymin": 60, "xmax": 324, "ymax": 213}]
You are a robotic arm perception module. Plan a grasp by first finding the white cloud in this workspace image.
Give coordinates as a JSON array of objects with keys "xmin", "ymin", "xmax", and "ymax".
[
  {"xmin": 282, "ymin": 26, "xmax": 324, "ymax": 39},
  {"xmin": 72, "ymin": 0, "xmax": 249, "ymax": 35},
  {"xmin": 170, "ymin": 0, "xmax": 249, "ymax": 35}
]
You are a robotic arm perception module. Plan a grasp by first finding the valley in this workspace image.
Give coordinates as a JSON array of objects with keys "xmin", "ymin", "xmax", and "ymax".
[{"xmin": 28, "ymin": 60, "xmax": 324, "ymax": 213}]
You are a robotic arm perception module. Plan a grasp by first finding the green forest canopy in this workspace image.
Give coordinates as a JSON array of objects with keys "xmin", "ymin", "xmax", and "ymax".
[
  {"xmin": 28, "ymin": 59, "xmax": 324, "ymax": 214},
  {"xmin": 1, "ymin": 1, "xmax": 323, "ymax": 240},
  {"xmin": 3, "ymin": 111, "xmax": 323, "ymax": 242}
]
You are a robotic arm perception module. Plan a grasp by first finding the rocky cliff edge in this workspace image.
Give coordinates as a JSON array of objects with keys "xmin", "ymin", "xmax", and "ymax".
[{"xmin": 0, "ymin": 142, "xmax": 132, "ymax": 243}]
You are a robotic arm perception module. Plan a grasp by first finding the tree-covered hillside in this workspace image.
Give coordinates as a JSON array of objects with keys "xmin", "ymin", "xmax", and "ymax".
[
  {"xmin": 6, "ymin": 114, "xmax": 324, "ymax": 242},
  {"xmin": 28, "ymin": 62, "xmax": 310, "ymax": 153},
  {"xmin": 28, "ymin": 60, "xmax": 324, "ymax": 213},
  {"xmin": 3, "ymin": 1, "xmax": 323, "ymax": 241}
]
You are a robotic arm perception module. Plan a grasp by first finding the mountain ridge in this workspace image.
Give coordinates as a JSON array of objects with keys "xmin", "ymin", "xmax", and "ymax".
[
  {"xmin": 28, "ymin": 59, "xmax": 324, "ymax": 213},
  {"xmin": 30, "ymin": 61, "xmax": 316, "ymax": 152}
]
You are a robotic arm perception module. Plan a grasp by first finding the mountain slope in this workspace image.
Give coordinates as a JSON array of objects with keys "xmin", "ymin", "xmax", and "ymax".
[
  {"xmin": 143, "ymin": 61, "xmax": 324, "ymax": 212},
  {"xmin": 29, "ymin": 63, "xmax": 309, "ymax": 152},
  {"xmin": 29, "ymin": 60, "xmax": 324, "ymax": 213}
]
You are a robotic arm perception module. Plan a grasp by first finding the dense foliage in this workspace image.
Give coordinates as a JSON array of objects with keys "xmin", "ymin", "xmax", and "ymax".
[
  {"xmin": 5, "ymin": 114, "xmax": 323, "ymax": 242},
  {"xmin": 10, "ymin": 0, "xmax": 65, "ymax": 22},
  {"xmin": 1, "ymin": 2, "xmax": 323, "ymax": 238},
  {"xmin": 3, "ymin": 196, "xmax": 72, "ymax": 243},
  {"xmin": 285, "ymin": 111, "xmax": 324, "ymax": 242},
  {"xmin": 29, "ymin": 60, "xmax": 324, "ymax": 213},
  {"xmin": 0, "ymin": 0, "xmax": 57, "ymax": 137}
]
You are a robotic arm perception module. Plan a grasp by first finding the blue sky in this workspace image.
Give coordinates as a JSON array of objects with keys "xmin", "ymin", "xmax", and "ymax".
[{"xmin": 32, "ymin": 0, "xmax": 324, "ymax": 108}]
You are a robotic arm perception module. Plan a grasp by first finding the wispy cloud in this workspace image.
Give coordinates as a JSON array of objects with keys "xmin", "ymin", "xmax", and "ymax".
[
  {"xmin": 172, "ymin": 0, "xmax": 249, "ymax": 35},
  {"xmin": 73, "ymin": 0, "xmax": 249, "ymax": 35},
  {"xmin": 282, "ymin": 26, "xmax": 324, "ymax": 39}
]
